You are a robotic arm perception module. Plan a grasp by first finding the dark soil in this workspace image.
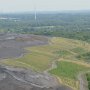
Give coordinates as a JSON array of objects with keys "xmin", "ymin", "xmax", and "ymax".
[
  {"xmin": 0, "ymin": 33, "xmax": 48, "ymax": 59},
  {"xmin": 0, "ymin": 67, "xmax": 72, "ymax": 90}
]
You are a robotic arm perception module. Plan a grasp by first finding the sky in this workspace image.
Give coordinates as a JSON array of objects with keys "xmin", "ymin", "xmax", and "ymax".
[{"xmin": 0, "ymin": 0, "xmax": 90, "ymax": 13}]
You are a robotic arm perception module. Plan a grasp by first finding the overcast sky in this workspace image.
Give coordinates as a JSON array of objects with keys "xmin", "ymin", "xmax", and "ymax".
[{"xmin": 0, "ymin": 0, "xmax": 90, "ymax": 13}]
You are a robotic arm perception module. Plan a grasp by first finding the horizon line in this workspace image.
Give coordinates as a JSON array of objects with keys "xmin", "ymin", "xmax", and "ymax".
[{"xmin": 0, "ymin": 9, "xmax": 90, "ymax": 14}]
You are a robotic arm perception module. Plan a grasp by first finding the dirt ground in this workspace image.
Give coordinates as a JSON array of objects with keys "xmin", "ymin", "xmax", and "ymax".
[
  {"xmin": 0, "ymin": 33, "xmax": 72, "ymax": 90},
  {"xmin": 0, "ymin": 66, "xmax": 72, "ymax": 90},
  {"xmin": 0, "ymin": 33, "xmax": 48, "ymax": 59}
]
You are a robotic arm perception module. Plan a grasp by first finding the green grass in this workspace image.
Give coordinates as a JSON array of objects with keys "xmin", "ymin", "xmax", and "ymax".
[
  {"xmin": 50, "ymin": 61, "xmax": 90, "ymax": 90},
  {"xmin": 71, "ymin": 47, "xmax": 86, "ymax": 54},
  {"xmin": 50, "ymin": 61, "xmax": 89, "ymax": 80},
  {"xmin": 76, "ymin": 52, "xmax": 90, "ymax": 62},
  {"xmin": 17, "ymin": 52, "xmax": 54, "ymax": 71},
  {"xmin": 54, "ymin": 50, "xmax": 72, "ymax": 57},
  {"xmin": 2, "ymin": 52, "xmax": 54, "ymax": 71}
]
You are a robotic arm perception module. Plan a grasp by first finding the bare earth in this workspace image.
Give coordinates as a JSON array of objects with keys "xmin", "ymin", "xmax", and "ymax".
[
  {"xmin": 0, "ymin": 33, "xmax": 48, "ymax": 59},
  {"xmin": 0, "ymin": 33, "xmax": 72, "ymax": 90},
  {"xmin": 0, "ymin": 66, "xmax": 72, "ymax": 90}
]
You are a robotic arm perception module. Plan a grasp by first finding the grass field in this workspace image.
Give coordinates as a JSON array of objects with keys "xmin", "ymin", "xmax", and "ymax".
[
  {"xmin": 77, "ymin": 52, "xmax": 90, "ymax": 62},
  {"xmin": 1, "ymin": 52, "xmax": 55, "ymax": 71},
  {"xmin": 71, "ymin": 47, "xmax": 87, "ymax": 54},
  {"xmin": 50, "ymin": 61, "xmax": 89, "ymax": 80},
  {"xmin": 50, "ymin": 61, "xmax": 90, "ymax": 90}
]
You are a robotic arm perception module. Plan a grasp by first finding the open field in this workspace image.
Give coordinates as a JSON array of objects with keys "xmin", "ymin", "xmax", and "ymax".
[
  {"xmin": 50, "ymin": 61, "xmax": 90, "ymax": 90},
  {"xmin": 50, "ymin": 61, "xmax": 90, "ymax": 80},
  {"xmin": 26, "ymin": 37, "xmax": 90, "ymax": 63},
  {"xmin": 1, "ymin": 36, "xmax": 90, "ymax": 90},
  {"xmin": 1, "ymin": 38, "xmax": 90, "ymax": 68},
  {"xmin": 0, "ymin": 34, "xmax": 73, "ymax": 90},
  {"xmin": 1, "ymin": 52, "xmax": 54, "ymax": 71},
  {"xmin": 77, "ymin": 52, "xmax": 90, "ymax": 62}
]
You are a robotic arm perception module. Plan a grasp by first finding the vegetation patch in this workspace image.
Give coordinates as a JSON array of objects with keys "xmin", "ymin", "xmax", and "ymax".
[
  {"xmin": 2, "ymin": 52, "xmax": 54, "ymax": 71},
  {"xmin": 71, "ymin": 47, "xmax": 86, "ymax": 54},
  {"xmin": 1, "ymin": 37, "xmax": 90, "ymax": 90},
  {"xmin": 50, "ymin": 61, "xmax": 89, "ymax": 79},
  {"xmin": 86, "ymin": 73, "xmax": 90, "ymax": 90},
  {"xmin": 50, "ymin": 61, "xmax": 90, "ymax": 89},
  {"xmin": 54, "ymin": 50, "xmax": 72, "ymax": 57},
  {"xmin": 1, "ymin": 13, "xmax": 90, "ymax": 43},
  {"xmin": 1, "ymin": 37, "xmax": 90, "ymax": 72},
  {"xmin": 77, "ymin": 52, "xmax": 90, "ymax": 62}
]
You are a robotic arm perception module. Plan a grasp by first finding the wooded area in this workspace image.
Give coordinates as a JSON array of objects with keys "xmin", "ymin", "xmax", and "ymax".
[{"xmin": 0, "ymin": 12, "xmax": 90, "ymax": 42}]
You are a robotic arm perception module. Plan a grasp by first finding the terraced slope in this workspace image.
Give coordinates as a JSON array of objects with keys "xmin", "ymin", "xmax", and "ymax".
[{"xmin": 1, "ymin": 37, "xmax": 90, "ymax": 90}]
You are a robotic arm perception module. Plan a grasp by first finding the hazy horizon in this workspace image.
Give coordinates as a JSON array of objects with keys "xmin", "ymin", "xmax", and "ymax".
[{"xmin": 0, "ymin": 0, "xmax": 90, "ymax": 13}]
